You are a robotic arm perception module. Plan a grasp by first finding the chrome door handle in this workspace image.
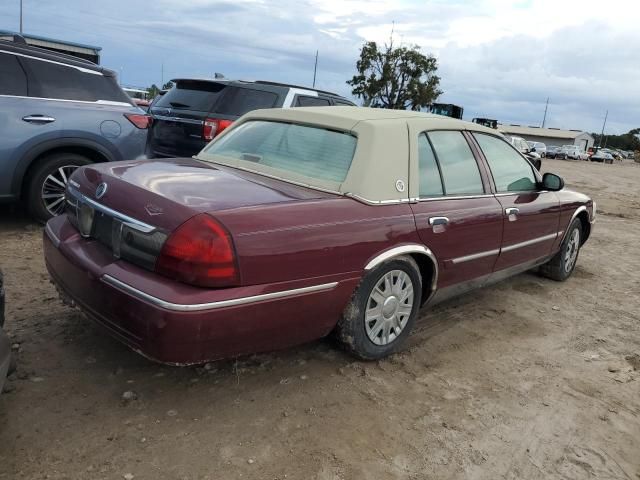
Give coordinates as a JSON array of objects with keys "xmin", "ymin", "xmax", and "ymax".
[
  {"xmin": 428, "ymin": 216, "xmax": 449, "ymax": 226},
  {"xmin": 505, "ymin": 207, "xmax": 519, "ymax": 221},
  {"xmin": 22, "ymin": 115, "xmax": 56, "ymax": 123}
]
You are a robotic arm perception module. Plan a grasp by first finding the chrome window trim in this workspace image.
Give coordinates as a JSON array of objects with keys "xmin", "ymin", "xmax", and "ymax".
[
  {"xmin": 451, "ymin": 248, "xmax": 500, "ymax": 264},
  {"xmin": 417, "ymin": 194, "xmax": 494, "ymax": 202},
  {"xmin": 67, "ymin": 187, "xmax": 156, "ymax": 233},
  {"xmin": 0, "ymin": 49, "xmax": 102, "ymax": 75},
  {"xmin": 152, "ymin": 115, "xmax": 203, "ymax": 125},
  {"xmin": 364, "ymin": 244, "xmax": 438, "ymax": 299},
  {"xmin": 45, "ymin": 222, "xmax": 61, "ymax": 248},
  {"xmin": 101, "ymin": 275, "xmax": 338, "ymax": 312},
  {"xmin": 0, "ymin": 94, "xmax": 132, "ymax": 107},
  {"xmin": 501, "ymin": 232, "xmax": 560, "ymax": 253},
  {"xmin": 345, "ymin": 193, "xmax": 411, "ymax": 205}
]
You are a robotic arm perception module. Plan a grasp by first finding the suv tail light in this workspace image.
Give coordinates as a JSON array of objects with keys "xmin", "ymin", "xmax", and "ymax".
[
  {"xmin": 155, "ymin": 214, "xmax": 239, "ymax": 287},
  {"xmin": 124, "ymin": 113, "xmax": 152, "ymax": 129},
  {"xmin": 203, "ymin": 118, "xmax": 233, "ymax": 141}
]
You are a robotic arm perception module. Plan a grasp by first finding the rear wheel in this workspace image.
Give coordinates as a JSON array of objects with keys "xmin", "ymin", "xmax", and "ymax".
[
  {"xmin": 26, "ymin": 153, "xmax": 92, "ymax": 223},
  {"xmin": 336, "ymin": 256, "xmax": 422, "ymax": 360},
  {"xmin": 539, "ymin": 218, "xmax": 582, "ymax": 281}
]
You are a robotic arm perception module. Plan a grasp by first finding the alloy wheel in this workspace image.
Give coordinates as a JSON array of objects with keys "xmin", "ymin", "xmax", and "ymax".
[
  {"xmin": 41, "ymin": 165, "xmax": 78, "ymax": 216},
  {"xmin": 564, "ymin": 228, "xmax": 580, "ymax": 273},
  {"xmin": 365, "ymin": 270, "xmax": 414, "ymax": 346}
]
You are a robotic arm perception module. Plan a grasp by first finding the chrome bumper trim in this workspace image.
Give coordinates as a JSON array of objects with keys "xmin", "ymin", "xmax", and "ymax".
[
  {"xmin": 45, "ymin": 222, "xmax": 61, "ymax": 247},
  {"xmin": 101, "ymin": 275, "xmax": 338, "ymax": 312}
]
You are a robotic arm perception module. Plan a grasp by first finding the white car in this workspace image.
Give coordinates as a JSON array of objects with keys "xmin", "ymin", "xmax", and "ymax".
[
  {"xmin": 527, "ymin": 141, "xmax": 547, "ymax": 157},
  {"xmin": 559, "ymin": 145, "xmax": 588, "ymax": 161}
]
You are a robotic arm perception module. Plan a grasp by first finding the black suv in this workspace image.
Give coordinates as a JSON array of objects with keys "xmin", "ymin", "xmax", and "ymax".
[
  {"xmin": 148, "ymin": 79, "xmax": 355, "ymax": 158},
  {"xmin": 0, "ymin": 37, "xmax": 150, "ymax": 221}
]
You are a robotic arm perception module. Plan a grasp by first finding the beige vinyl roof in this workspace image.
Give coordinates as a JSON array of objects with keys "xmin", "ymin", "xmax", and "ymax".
[
  {"xmin": 197, "ymin": 106, "xmax": 500, "ymax": 204},
  {"xmin": 498, "ymin": 123, "xmax": 592, "ymax": 139}
]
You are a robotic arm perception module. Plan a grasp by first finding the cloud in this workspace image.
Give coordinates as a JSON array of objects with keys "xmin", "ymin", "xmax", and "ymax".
[{"xmin": 0, "ymin": 0, "xmax": 637, "ymax": 132}]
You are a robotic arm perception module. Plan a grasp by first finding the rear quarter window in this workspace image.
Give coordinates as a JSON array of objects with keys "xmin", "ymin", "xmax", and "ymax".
[
  {"xmin": 20, "ymin": 58, "xmax": 130, "ymax": 103},
  {"xmin": 0, "ymin": 52, "xmax": 27, "ymax": 96},
  {"xmin": 295, "ymin": 96, "xmax": 330, "ymax": 107}
]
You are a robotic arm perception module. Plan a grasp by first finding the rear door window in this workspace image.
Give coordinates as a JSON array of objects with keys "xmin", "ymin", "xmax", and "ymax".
[
  {"xmin": 19, "ymin": 58, "xmax": 130, "ymax": 102},
  {"xmin": 215, "ymin": 87, "xmax": 278, "ymax": 116},
  {"xmin": 155, "ymin": 80, "xmax": 226, "ymax": 112},
  {"xmin": 0, "ymin": 52, "xmax": 27, "ymax": 96},
  {"xmin": 295, "ymin": 96, "xmax": 330, "ymax": 107},
  {"xmin": 427, "ymin": 131, "xmax": 484, "ymax": 195}
]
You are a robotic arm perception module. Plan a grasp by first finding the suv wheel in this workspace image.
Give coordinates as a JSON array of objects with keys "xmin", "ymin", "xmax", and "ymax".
[
  {"xmin": 336, "ymin": 256, "xmax": 422, "ymax": 360},
  {"xmin": 26, "ymin": 153, "xmax": 92, "ymax": 223}
]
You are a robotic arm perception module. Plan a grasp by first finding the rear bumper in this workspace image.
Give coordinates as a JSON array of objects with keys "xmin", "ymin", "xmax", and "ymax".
[{"xmin": 44, "ymin": 215, "xmax": 359, "ymax": 364}]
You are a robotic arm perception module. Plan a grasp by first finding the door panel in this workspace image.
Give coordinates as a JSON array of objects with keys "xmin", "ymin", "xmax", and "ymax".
[
  {"xmin": 494, "ymin": 192, "xmax": 561, "ymax": 270},
  {"xmin": 411, "ymin": 198, "xmax": 504, "ymax": 288}
]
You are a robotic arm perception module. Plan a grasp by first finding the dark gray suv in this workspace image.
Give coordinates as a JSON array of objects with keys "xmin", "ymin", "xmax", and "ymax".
[{"xmin": 0, "ymin": 37, "xmax": 150, "ymax": 221}]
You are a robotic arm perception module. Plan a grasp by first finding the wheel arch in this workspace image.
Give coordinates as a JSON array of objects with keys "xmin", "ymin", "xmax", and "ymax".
[
  {"xmin": 559, "ymin": 206, "xmax": 591, "ymax": 246},
  {"xmin": 14, "ymin": 138, "xmax": 119, "ymax": 199},
  {"xmin": 364, "ymin": 244, "xmax": 438, "ymax": 305}
]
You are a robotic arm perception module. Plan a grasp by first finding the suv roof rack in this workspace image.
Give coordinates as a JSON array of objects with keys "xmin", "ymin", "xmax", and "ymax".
[
  {"xmin": 0, "ymin": 38, "xmax": 100, "ymax": 69},
  {"xmin": 254, "ymin": 80, "xmax": 342, "ymax": 97}
]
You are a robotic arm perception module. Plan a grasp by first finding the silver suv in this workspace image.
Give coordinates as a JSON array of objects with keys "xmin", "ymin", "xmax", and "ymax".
[{"xmin": 0, "ymin": 37, "xmax": 150, "ymax": 221}]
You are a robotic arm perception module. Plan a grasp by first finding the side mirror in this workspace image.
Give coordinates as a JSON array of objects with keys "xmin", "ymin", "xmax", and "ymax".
[
  {"xmin": 530, "ymin": 147, "xmax": 536, "ymax": 152},
  {"xmin": 542, "ymin": 172, "xmax": 564, "ymax": 191}
]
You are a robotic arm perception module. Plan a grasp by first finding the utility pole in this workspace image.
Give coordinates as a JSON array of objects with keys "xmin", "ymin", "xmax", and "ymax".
[
  {"xmin": 312, "ymin": 50, "xmax": 318, "ymax": 88},
  {"xmin": 598, "ymin": 110, "xmax": 608, "ymax": 148},
  {"xmin": 161, "ymin": 62, "xmax": 164, "ymax": 87},
  {"xmin": 19, "ymin": 0, "xmax": 23, "ymax": 33},
  {"xmin": 541, "ymin": 97, "xmax": 549, "ymax": 128}
]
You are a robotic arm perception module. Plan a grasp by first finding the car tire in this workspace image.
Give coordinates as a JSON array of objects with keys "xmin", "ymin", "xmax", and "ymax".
[
  {"xmin": 336, "ymin": 256, "xmax": 422, "ymax": 360},
  {"xmin": 539, "ymin": 218, "xmax": 582, "ymax": 281},
  {"xmin": 26, "ymin": 153, "xmax": 92, "ymax": 223},
  {"xmin": 541, "ymin": 153, "xmax": 546, "ymax": 158}
]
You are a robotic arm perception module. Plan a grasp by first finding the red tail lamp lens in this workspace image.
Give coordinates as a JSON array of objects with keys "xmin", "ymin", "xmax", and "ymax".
[{"xmin": 155, "ymin": 214, "xmax": 239, "ymax": 287}]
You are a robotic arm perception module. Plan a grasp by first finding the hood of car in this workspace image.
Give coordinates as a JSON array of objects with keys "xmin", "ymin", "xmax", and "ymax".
[{"xmin": 69, "ymin": 158, "xmax": 331, "ymax": 231}]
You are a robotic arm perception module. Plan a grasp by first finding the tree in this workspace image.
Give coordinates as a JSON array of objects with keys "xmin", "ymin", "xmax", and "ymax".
[
  {"xmin": 162, "ymin": 81, "xmax": 174, "ymax": 90},
  {"xmin": 147, "ymin": 84, "xmax": 160, "ymax": 99},
  {"xmin": 591, "ymin": 128, "xmax": 640, "ymax": 151},
  {"xmin": 347, "ymin": 39, "xmax": 442, "ymax": 110}
]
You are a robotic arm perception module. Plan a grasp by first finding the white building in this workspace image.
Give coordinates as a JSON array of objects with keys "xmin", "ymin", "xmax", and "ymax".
[{"xmin": 498, "ymin": 124, "xmax": 594, "ymax": 151}]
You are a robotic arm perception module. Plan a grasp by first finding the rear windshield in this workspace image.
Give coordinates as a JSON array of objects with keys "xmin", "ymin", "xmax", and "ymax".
[
  {"xmin": 155, "ymin": 80, "xmax": 226, "ymax": 112},
  {"xmin": 200, "ymin": 120, "xmax": 357, "ymax": 183}
]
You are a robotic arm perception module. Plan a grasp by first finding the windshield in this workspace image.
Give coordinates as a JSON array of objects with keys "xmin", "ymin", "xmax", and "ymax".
[{"xmin": 199, "ymin": 120, "xmax": 357, "ymax": 184}]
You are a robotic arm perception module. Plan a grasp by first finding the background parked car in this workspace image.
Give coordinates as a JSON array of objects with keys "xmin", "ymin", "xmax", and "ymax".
[
  {"xmin": 546, "ymin": 145, "xmax": 561, "ymax": 158},
  {"xmin": 148, "ymin": 79, "xmax": 356, "ymax": 158},
  {"xmin": 0, "ymin": 37, "xmax": 150, "ymax": 222},
  {"xmin": 504, "ymin": 135, "xmax": 541, "ymax": 169},
  {"xmin": 591, "ymin": 150, "xmax": 615, "ymax": 164},
  {"xmin": 527, "ymin": 141, "xmax": 547, "ymax": 157},
  {"xmin": 557, "ymin": 145, "xmax": 588, "ymax": 160}
]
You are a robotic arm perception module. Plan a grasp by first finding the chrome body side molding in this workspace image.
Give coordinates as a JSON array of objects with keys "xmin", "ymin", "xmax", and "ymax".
[
  {"xmin": 451, "ymin": 248, "xmax": 500, "ymax": 264},
  {"xmin": 501, "ymin": 232, "xmax": 560, "ymax": 253},
  {"xmin": 101, "ymin": 275, "xmax": 338, "ymax": 312}
]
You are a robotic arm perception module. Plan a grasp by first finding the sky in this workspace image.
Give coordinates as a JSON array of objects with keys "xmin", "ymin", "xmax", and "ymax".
[{"xmin": 1, "ymin": 0, "xmax": 638, "ymax": 134}]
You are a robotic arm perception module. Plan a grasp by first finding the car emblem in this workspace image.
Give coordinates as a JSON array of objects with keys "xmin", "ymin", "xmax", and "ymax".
[
  {"xmin": 395, "ymin": 180, "xmax": 405, "ymax": 192},
  {"xmin": 95, "ymin": 182, "xmax": 108, "ymax": 199},
  {"xmin": 145, "ymin": 203, "xmax": 164, "ymax": 216}
]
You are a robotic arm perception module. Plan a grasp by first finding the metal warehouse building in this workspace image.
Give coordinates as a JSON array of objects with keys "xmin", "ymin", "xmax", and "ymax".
[
  {"xmin": 498, "ymin": 124, "xmax": 594, "ymax": 151},
  {"xmin": 0, "ymin": 30, "xmax": 101, "ymax": 64}
]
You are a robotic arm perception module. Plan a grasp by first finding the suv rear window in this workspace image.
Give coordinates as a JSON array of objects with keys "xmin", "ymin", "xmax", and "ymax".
[
  {"xmin": 215, "ymin": 87, "xmax": 278, "ymax": 116},
  {"xmin": 202, "ymin": 120, "xmax": 356, "ymax": 183},
  {"xmin": 20, "ymin": 58, "xmax": 130, "ymax": 103},
  {"xmin": 155, "ymin": 80, "xmax": 226, "ymax": 112},
  {"xmin": 295, "ymin": 96, "xmax": 330, "ymax": 107},
  {"xmin": 0, "ymin": 52, "xmax": 27, "ymax": 96}
]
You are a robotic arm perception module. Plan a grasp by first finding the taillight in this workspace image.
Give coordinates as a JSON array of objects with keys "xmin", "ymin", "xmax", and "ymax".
[
  {"xmin": 124, "ymin": 113, "xmax": 152, "ymax": 129},
  {"xmin": 203, "ymin": 118, "xmax": 233, "ymax": 141},
  {"xmin": 155, "ymin": 214, "xmax": 239, "ymax": 287}
]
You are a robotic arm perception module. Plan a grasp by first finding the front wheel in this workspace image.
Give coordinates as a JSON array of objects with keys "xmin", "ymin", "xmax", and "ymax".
[
  {"xmin": 26, "ymin": 153, "xmax": 92, "ymax": 223},
  {"xmin": 539, "ymin": 218, "xmax": 582, "ymax": 281},
  {"xmin": 336, "ymin": 256, "xmax": 422, "ymax": 360}
]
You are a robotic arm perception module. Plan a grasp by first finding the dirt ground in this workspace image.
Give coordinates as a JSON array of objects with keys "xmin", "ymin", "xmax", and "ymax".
[{"xmin": 1, "ymin": 159, "xmax": 639, "ymax": 480}]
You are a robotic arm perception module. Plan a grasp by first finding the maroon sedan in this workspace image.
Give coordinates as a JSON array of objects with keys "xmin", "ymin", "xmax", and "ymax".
[{"xmin": 44, "ymin": 107, "xmax": 595, "ymax": 364}]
